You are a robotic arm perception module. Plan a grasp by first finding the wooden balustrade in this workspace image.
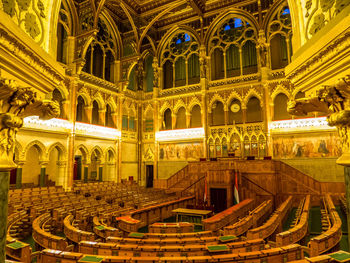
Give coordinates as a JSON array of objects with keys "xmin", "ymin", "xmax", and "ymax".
[
  {"xmin": 308, "ymin": 195, "xmax": 342, "ymax": 257},
  {"xmin": 276, "ymin": 195, "xmax": 311, "ymax": 246},
  {"xmin": 224, "ymin": 199, "xmax": 273, "ymax": 236},
  {"xmin": 203, "ymin": 199, "xmax": 254, "ymax": 232},
  {"xmin": 247, "ymin": 196, "xmax": 293, "ymax": 240}
]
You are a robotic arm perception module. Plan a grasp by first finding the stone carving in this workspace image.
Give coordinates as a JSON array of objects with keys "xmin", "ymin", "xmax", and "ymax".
[
  {"xmin": 152, "ymin": 59, "xmax": 159, "ymax": 88},
  {"xmin": 257, "ymin": 32, "xmax": 268, "ymax": 68},
  {"xmin": 287, "ymin": 75, "xmax": 350, "ymax": 165},
  {"xmin": 309, "ymin": 13, "xmax": 325, "ymax": 36},
  {"xmin": 0, "ymin": 78, "xmax": 59, "ymax": 170}
]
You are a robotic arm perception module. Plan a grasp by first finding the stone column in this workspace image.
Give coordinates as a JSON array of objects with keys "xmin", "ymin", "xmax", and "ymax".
[
  {"xmin": 98, "ymin": 165, "xmax": 103, "ymax": 182},
  {"xmin": 56, "ymin": 161, "xmax": 67, "ymax": 188},
  {"xmin": 99, "ymin": 109, "xmax": 106, "ymax": 126},
  {"xmin": 0, "ymin": 171, "xmax": 10, "ymax": 261},
  {"xmin": 107, "ymin": 162, "xmax": 116, "ymax": 182},
  {"xmin": 84, "ymin": 105, "xmax": 92, "ymax": 124},
  {"xmin": 39, "ymin": 162, "xmax": 48, "ymax": 187},
  {"xmin": 15, "ymin": 161, "xmax": 25, "ymax": 189}
]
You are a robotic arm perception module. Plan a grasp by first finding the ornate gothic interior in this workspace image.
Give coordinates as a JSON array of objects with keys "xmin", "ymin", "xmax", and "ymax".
[{"xmin": 1, "ymin": 0, "xmax": 350, "ymax": 262}]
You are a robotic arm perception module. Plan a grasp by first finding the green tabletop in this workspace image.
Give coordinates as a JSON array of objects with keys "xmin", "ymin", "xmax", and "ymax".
[
  {"xmin": 78, "ymin": 255, "xmax": 103, "ymax": 262},
  {"xmin": 128, "ymin": 232, "xmax": 145, "ymax": 238},
  {"xmin": 219, "ymin": 235, "xmax": 237, "ymax": 242},
  {"xmin": 95, "ymin": 225, "xmax": 105, "ymax": 230},
  {"xmin": 207, "ymin": 245, "xmax": 230, "ymax": 252},
  {"xmin": 329, "ymin": 251, "xmax": 350, "ymax": 262},
  {"xmin": 6, "ymin": 241, "xmax": 28, "ymax": 249}
]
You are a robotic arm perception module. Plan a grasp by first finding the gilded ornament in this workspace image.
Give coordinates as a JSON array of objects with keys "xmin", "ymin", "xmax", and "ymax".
[
  {"xmin": 335, "ymin": 0, "xmax": 350, "ymax": 13},
  {"xmin": 305, "ymin": 0, "xmax": 312, "ymax": 17},
  {"xmin": 37, "ymin": 0, "xmax": 45, "ymax": 18},
  {"xmin": 320, "ymin": 0, "xmax": 335, "ymax": 12},
  {"xmin": 24, "ymin": 13, "xmax": 40, "ymax": 38},
  {"xmin": 2, "ymin": 0, "xmax": 16, "ymax": 17},
  {"xmin": 309, "ymin": 13, "xmax": 326, "ymax": 36},
  {"xmin": 16, "ymin": 0, "xmax": 30, "ymax": 11}
]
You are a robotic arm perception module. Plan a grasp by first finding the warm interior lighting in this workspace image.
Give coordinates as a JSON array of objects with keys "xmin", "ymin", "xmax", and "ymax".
[
  {"xmin": 156, "ymin": 128, "xmax": 205, "ymax": 141},
  {"xmin": 269, "ymin": 117, "xmax": 336, "ymax": 133}
]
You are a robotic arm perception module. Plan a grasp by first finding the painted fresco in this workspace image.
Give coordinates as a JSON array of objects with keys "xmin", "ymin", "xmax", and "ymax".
[
  {"xmin": 272, "ymin": 132, "xmax": 342, "ymax": 159},
  {"xmin": 159, "ymin": 142, "xmax": 204, "ymax": 160}
]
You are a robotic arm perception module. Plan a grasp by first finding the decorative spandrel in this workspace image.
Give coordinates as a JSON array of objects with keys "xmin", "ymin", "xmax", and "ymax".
[
  {"xmin": 287, "ymin": 76, "xmax": 350, "ymax": 165},
  {"xmin": 0, "ymin": 78, "xmax": 59, "ymax": 170}
]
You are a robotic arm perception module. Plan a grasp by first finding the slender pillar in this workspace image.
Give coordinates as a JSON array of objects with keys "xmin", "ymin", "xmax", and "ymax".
[
  {"xmin": 56, "ymin": 161, "xmax": 67, "ymax": 188},
  {"xmin": 84, "ymin": 165, "xmax": 89, "ymax": 183},
  {"xmin": 99, "ymin": 166, "xmax": 103, "ymax": 182},
  {"xmin": 0, "ymin": 171, "xmax": 10, "ymax": 261},
  {"xmin": 39, "ymin": 162, "xmax": 48, "ymax": 187}
]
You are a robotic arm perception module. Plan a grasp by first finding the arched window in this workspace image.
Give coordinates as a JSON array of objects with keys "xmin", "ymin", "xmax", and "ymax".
[
  {"xmin": 175, "ymin": 107, "xmax": 186, "ymax": 129},
  {"xmin": 163, "ymin": 109, "xmax": 172, "ymax": 130},
  {"xmin": 52, "ymin": 88, "xmax": 65, "ymax": 119},
  {"xmin": 161, "ymin": 32, "xmax": 199, "ymax": 89},
  {"xmin": 268, "ymin": 5, "xmax": 292, "ymax": 69},
  {"xmin": 209, "ymin": 16, "xmax": 257, "ymax": 80},
  {"xmin": 76, "ymin": 96, "xmax": 85, "ymax": 122},
  {"xmin": 57, "ymin": 23, "xmax": 68, "ymax": 64},
  {"xmin": 145, "ymin": 55, "xmax": 154, "ymax": 92},
  {"xmin": 273, "ymin": 93, "xmax": 290, "ymax": 120},
  {"xmin": 246, "ymin": 97, "xmax": 262, "ymax": 122},
  {"xmin": 92, "ymin": 101, "xmax": 100, "ymax": 125},
  {"xmin": 211, "ymin": 101, "xmax": 225, "ymax": 126},
  {"xmin": 211, "ymin": 48, "xmax": 224, "ymax": 80},
  {"xmin": 228, "ymin": 99, "xmax": 243, "ymax": 124},
  {"xmin": 190, "ymin": 105, "xmax": 202, "ymax": 128},
  {"xmin": 105, "ymin": 104, "xmax": 114, "ymax": 128},
  {"xmin": 82, "ymin": 19, "xmax": 116, "ymax": 82}
]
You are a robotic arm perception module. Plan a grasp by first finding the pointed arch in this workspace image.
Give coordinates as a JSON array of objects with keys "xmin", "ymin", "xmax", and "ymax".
[
  {"xmin": 271, "ymin": 84, "xmax": 291, "ymax": 101},
  {"xmin": 227, "ymin": 90, "xmax": 243, "ymax": 105},
  {"xmin": 92, "ymin": 92, "xmax": 105, "ymax": 110},
  {"xmin": 243, "ymin": 88, "xmax": 263, "ymax": 107},
  {"xmin": 91, "ymin": 145, "xmax": 104, "ymax": 163},
  {"xmin": 104, "ymin": 146, "xmax": 116, "ymax": 163},
  {"xmin": 77, "ymin": 88, "xmax": 91, "ymax": 107},
  {"xmin": 75, "ymin": 144, "xmax": 90, "ymax": 164},
  {"xmin": 188, "ymin": 97, "xmax": 202, "ymax": 112},
  {"xmin": 173, "ymin": 99, "xmax": 187, "ymax": 114},
  {"xmin": 209, "ymin": 94, "xmax": 226, "ymax": 112},
  {"xmin": 24, "ymin": 140, "xmax": 47, "ymax": 161},
  {"xmin": 160, "ymin": 101, "xmax": 172, "ymax": 116}
]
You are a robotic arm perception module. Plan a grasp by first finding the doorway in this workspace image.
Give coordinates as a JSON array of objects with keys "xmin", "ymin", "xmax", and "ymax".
[
  {"xmin": 210, "ymin": 188, "xmax": 227, "ymax": 213},
  {"xmin": 146, "ymin": 165, "xmax": 154, "ymax": 188}
]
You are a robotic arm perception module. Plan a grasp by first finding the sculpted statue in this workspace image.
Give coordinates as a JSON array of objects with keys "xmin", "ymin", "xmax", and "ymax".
[
  {"xmin": 0, "ymin": 78, "xmax": 60, "ymax": 169},
  {"xmin": 287, "ymin": 75, "xmax": 350, "ymax": 165},
  {"xmin": 257, "ymin": 32, "xmax": 268, "ymax": 68},
  {"xmin": 152, "ymin": 59, "xmax": 159, "ymax": 88}
]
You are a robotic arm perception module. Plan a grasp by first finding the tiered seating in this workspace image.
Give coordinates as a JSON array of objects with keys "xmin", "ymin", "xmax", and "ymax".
[
  {"xmin": 64, "ymin": 214, "xmax": 96, "ymax": 243},
  {"xmin": 276, "ymin": 195, "xmax": 311, "ymax": 246},
  {"xmin": 149, "ymin": 222, "xmax": 194, "ymax": 233},
  {"xmin": 308, "ymin": 195, "xmax": 342, "ymax": 257},
  {"xmin": 202, "ymin": 199, "xmax": 254, "ymax": 232},
  {"xmin": 224, "ymin": 199, "xmax": 273, "ymax": 236},
  {"xmin": 93, "ymin": 216, "xmax": 121, "ymax": 238},
  {"xmin": 246, "ymin": 196, "xmax": 293, "ymax": 240}
]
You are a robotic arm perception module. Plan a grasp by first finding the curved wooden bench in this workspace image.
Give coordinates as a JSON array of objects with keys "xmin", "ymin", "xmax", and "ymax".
[
  {"xmin": 32, "ymin": 213, "xmax": 68, "ymax": 250},
  {"xmin": 39, "ymin": 243, "xmax": 303, "ymax": 262},
  {"xmin": 202, "ymin": 199, "xmax": 254, "ymax": 232},
  {"xmin": 246, "ymin": 196, "xmax": 293, "ymax": 240},
  {"xmin": 308, "ymin": 195, "xmax": 342, "ymax": 257},
  {"xmin": 78, "ymin": 238, "xmax": 265, "ymax": 257},
  {"xmin": 276, "ymin": 195, "xmax": 310, "ymax": 246},
  {"xmin": 149, "ymin": 222, "xmax": 194, "ymax": 233},
  {"xmin": 93, "ymin": 216, "xmax": 121, "ymax": 238},
  {"xmin": 224, "ymin": 199, "xmax": 273, "ymax": 236},
  {"xmin": 64, "ymin": 214, "xmax": 95, "ymax": 243}
]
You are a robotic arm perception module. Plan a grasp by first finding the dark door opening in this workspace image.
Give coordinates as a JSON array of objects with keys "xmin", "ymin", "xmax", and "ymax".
[
  {"xmin": 210, "ymin": 188, "xmax": 227, "ymax": 213},
  {"xmin": 10, "ymin": 168, "xmax": 17, "ymax": 185},
  {"xmin": 74, "ymin": 156, "xmax": 82, "ymax": 180},
  {"xmin": 146, "ymin": 165, "xmax": 154, "ymax": 188}
]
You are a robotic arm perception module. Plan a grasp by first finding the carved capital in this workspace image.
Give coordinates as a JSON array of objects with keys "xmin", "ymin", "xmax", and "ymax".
[{"xmin": 0, "ymin": 78, "xmax": 59, "ymax": 170}]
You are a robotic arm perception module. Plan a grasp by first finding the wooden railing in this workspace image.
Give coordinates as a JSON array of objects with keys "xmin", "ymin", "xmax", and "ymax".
[
  {"xmin": 308, "ymin": 195, "xmax": 342, "ymax": 257},
  {"xmin": 276, "ymin": 195, "xmax": 311, "ymax": 246},
  {"xmin": 247, "ymin": 196, "xmax": 293, "ymax": 240}
]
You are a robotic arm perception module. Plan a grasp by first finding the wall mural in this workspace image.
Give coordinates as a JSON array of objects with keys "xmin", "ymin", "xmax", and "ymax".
[
  {"xmin": 159, "ymin": 142, "xmax": 204, "ymax": 161},
  {"xmin": 272, "ymin": 132, "xmax": 342, "ymax": 159}
]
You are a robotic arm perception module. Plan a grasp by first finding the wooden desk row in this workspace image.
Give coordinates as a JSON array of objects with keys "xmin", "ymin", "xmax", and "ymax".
[
  {"xmin": 202, "ymin": 199, "xmax": 254, "ymax": 232},
  {"xmin": 32, "ymin": 213, "xmax": 69, "ymax": 250},
  {"xmin": 78, "ymin": 239, "xmax": 265, "ymax": 257},
  {"xmin": 6, "ymin": 212, "xmax": 31, "ymax": 263},
  {"xmin": 149, "ymin": 222, "xmax": 194, "ymax": 234},
  {"xmin": 276, "ymin": 195, "xmax": 310, "ymax": 247},
  {"xmin": 38, "ymin": 243, "xmax": 303, "ymax": 263},
  {"xmin": 64, "ymin": 214, "xmax": 96, "ymax": 243},
  {"xmin": 246, "ymin": 196, "xmax": 293, "ymax": 240},
  {"xmin": 224, "ymin": 200, "xmax": 273, "ymax": 236},
  {"xmin": 308, "ymin": 195, "xmax": 342, "ymax": 257}
]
